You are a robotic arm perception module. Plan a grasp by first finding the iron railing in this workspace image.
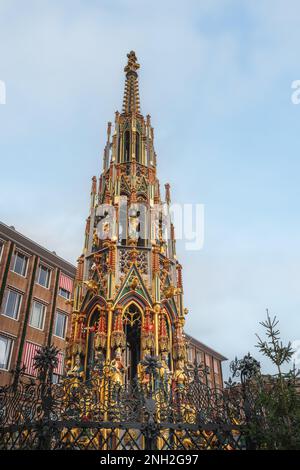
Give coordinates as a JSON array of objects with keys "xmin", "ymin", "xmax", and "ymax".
[{"xmin": 0, "ymin": 350, "xmax": 257, "ymax": 450}]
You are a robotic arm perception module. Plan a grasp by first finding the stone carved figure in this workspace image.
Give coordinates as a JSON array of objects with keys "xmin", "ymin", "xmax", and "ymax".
[{"xmin": 128, "ymin": 210, "xmax": 140, "ymax": 241}]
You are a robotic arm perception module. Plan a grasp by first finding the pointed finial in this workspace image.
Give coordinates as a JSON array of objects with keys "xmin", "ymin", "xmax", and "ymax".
[
  {"xmin": 122, "ymin": 51, "xmax": 141, "ymax": 114},
  {"xmin": 91, "ymin": 176, "xmax": 97, "ymax": 194},
  {"xmin": 124, "ymin": 51, "xmax": 140, "ymax": 76},
  {"xmin": 165, "ymin": 183, "xmax": 171, "ymax": 205}
]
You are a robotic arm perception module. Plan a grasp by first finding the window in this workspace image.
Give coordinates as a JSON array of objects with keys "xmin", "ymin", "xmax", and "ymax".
[
  {"xmin": 58, "ymin": 287, "xmax": 70, "ymax": 300},
  {"xmin": 213, "ymin": 358, "xmax": 219, "ymax": 375},
  {"xmin": 124, "ymin": 130, "xmax": 130, "ymax": 162},
  {"xmin": 12, "ymin": 252, "xmax": 28, "ymax": 276},
  {"xmin": 196, "ymin": 351, "xmax": 203, "ymax": 365},
  {"xmin": 119, "ymin": 196, "xmax": 128, "ymax": 245},
  {"xmin": 0, "ymin": 240, "xmax": 4, "ymax": 262},
  {"xmin": 0, "ymin": 335, "xmax": 13, "ymax": 370},
  {"xmin": 29, "ymin": 301, "xmax": 46, "ymax": 330},
  {"xmin": 58, "ymin": 273, "xmax": 73, "ymax": 299},
  {"xmin": 22, "ymin": 341, "xmax": 41, "ymax": 376},
  {"xmin": 205, "ymin": 354, "xmax": 211, "ymax": 373},
  {"xmin": 54, "ymin": 311, "xmax": 67, "ymax": 338},
  {"xmin": 37, "ymin": 265, "xmax": 51, "ymax": 288},
  {"xmin": 2, "ymin": 289, "xmax": 22, "ymax": 320},
  {"xmin": 187, "ymin": 347, "xmax": 194, "ymax": 363},
  {"xmin": 52, "ymin": 373, "xmax": 60, "ymax": 384},
  {"xmin": 135, "ymin": 131, "xmax": 140, "ymax": 162},
  {"xmin": 215, "ymin": 374, "xmax": 221, "ymax": 386}
]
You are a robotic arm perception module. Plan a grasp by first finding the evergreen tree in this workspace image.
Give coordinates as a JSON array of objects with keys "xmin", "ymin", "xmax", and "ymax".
[{"xmin": 229, "ymin": 311, "xmax": 300, "ymax": 449}]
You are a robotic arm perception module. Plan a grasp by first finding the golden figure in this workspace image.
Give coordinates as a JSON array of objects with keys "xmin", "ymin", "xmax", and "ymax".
[
  {"xmin": 173, "ymin": 359, "xmax": 187, "ymax": 391},
  {"xmin": 137, "ymin": 350, "xmax": 151, "ymax": 385},
  {"xmin": 159, "ymin": 353, "xmax": 171, "ymax": 392},
  {"xmin": 92, "ymin": 230, "xmax": 99, "ymax": 250},
  {"xmin": 164, "ymin": 285, "xmax": 179, "ymax": 299},
  {"xmin": 67, "ymin": 354, "xmax": 84, "ymax": 383},
  {"xmin": 110, "ymin": 350, "xmax": 126, "ymax": 386},
  {"xmin": 83, "ymin": 279, "xmax": 98, "ymax": 294},
  {"xmin": 129, "ymin": 276, "xmax": 139, "ymax": 290}
]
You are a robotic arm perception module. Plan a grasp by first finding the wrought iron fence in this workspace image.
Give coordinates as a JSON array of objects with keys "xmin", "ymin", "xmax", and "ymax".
[{"xmin": 0, "ymin": 349, "xmax": 255, "ymax": 450}]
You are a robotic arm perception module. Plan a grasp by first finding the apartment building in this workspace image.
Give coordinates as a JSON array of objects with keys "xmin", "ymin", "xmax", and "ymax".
[
  {"xmin": 186, "ymin": 333, "xmax": 226, "ymax": 389},
  {"xmin": 0, "ymin": 222, "xmax": 75, "ymax": 386}
]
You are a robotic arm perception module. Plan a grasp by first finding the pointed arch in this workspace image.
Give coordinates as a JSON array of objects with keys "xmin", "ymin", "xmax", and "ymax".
[
  {"xmin": 115, "ymin": 290, "xmax": 152, "ymax": 311},
  {"xmin": 159, "ymin": 306, "xmax": 174, "ymax": 372},
  {"xmin": 82, "ymin": 294, "xmax": 107, "ymax": 323},
  {"xmin": 122, "ymin": 299, "xmax": 144, "ymax": 325},
  {"xmin": 117, "ymin": 133, "xmax": 121, "ymax": 163},
  {"xmin": 135, "ymin": 131, "xmax": 140, "ymax": 163},
  {"xmin": 82, "ymin": 295, "xmax": 107, "ymax": 379},
  {"xmin": 121, "ymin": 299, "xmax": 143, "ymax": 382},
  {"xmin": 124, "ymin": 130, "xmax": 130, "ymax": 162}
]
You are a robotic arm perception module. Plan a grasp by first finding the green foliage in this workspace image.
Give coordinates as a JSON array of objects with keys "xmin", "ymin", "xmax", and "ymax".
[
  {"xmin": 230, "ymin": 311, "xmax": 300, "ymax": 450},
  {"xmin": 256, "ymin": 311, "xmax": 294, "ymax": 371}
]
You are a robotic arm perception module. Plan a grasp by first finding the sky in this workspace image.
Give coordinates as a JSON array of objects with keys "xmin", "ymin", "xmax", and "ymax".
[{"xmin": 0, "ymin": 0, "xmax": 300, "ymax": 378}]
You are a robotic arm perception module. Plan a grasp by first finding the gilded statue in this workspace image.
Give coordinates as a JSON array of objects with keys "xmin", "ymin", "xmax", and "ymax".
[
  {"xmin": 67, "ymin": 354, "xmax": 84, "ymax": 383},
  {"xmin": 173, "ymin": 359, "xmax": 187, "ymax": 391},
  {"xmin": 159, "ymin": 353, "xmax": 171, "ymax": 392},
  {"xmin": 110, "ymin": 350, "xmax": 126, "ymax": 386},
  {"xmin": 137, "ymin": 349, "xmax": 151, "ymax": 385}
]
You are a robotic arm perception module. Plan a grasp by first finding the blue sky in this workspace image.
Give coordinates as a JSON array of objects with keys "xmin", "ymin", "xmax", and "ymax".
[{"xmin": 1, "ymin": 0, "xmax": 300, "ymax": 377}]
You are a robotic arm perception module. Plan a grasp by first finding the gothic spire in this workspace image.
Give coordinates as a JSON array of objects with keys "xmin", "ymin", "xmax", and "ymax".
[{"xmin": 122, "ymin": 51, "xmax": 141, "ymax": 115}]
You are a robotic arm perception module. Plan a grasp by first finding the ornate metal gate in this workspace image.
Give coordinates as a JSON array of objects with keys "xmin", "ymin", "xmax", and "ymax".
[{"xmin": 0, "ymin": 354, "xmax": 249, "ymax": 450}]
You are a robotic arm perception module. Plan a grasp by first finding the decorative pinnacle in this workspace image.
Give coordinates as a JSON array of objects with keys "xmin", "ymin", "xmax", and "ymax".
[
  {"xmin": 124, "ymin": 51, "xmax": 140, "ymax": 76},
  {"xmin": 122, "ymin": 51, "xmax": 141, "ymax": 114}
]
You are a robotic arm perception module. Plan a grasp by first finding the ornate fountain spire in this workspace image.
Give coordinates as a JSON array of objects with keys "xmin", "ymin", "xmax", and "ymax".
[
  {"xmin": 122, "ymin": 51, "xmax": 141, "ymax": 115},
  {"xmin": 68, "ymin": 51, "xmax": 188, "ymax": 388}
]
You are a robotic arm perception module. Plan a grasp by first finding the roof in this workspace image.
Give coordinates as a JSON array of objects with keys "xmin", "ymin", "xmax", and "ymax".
[
  {"xmin": 0, "ymin": 221, "xmax": 76, "ymax": 277},
  {"xmin": 185, "ymin": 333, "xmax": 227, "ymax": 362}
]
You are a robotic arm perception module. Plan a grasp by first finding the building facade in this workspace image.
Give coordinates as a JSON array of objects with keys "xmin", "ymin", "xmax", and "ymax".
[
  {"xmin": 0, "ymin": 222, "xmax": 75, "ymax": 386},
  {"xmin": 65, "ymin": 51, "xmax": 226, "ymax": 391}
]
